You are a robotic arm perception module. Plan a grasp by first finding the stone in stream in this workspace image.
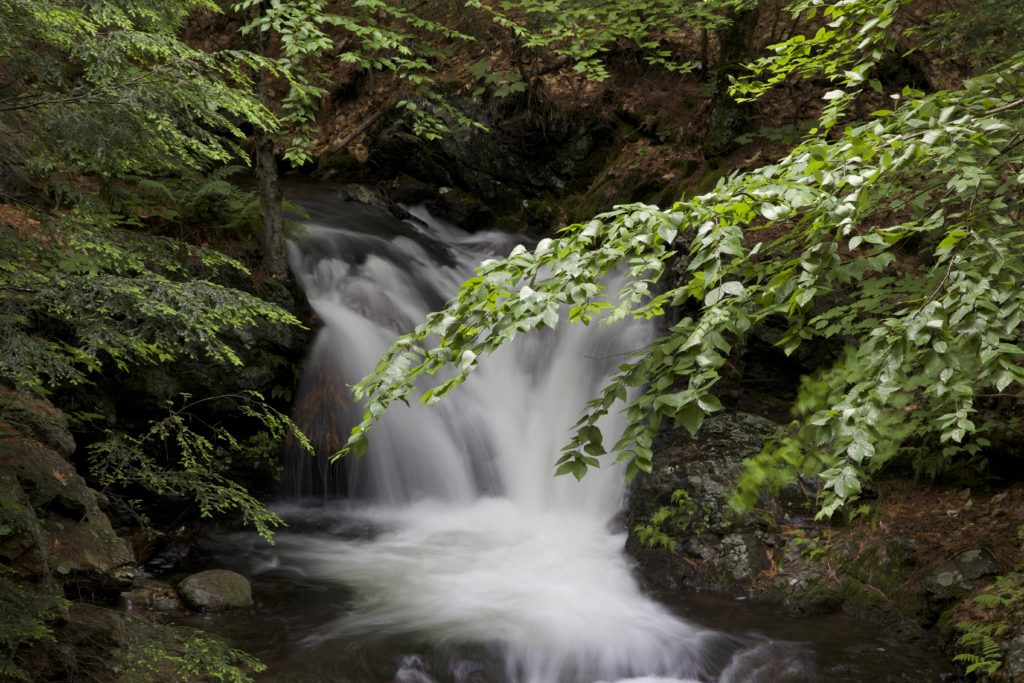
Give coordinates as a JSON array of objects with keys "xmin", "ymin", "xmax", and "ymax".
[{"xmin": 177, "ymin": 569, "xmax": 253, "ymax": 612}]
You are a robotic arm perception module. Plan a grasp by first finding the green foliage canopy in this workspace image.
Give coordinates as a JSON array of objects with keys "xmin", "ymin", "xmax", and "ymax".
[
  {"xmin": 465, "ymin": 0, "xmax": 748, "ymax": 81},
  {"xmin": 0, "ymin": 0, "xmax": 309, "ymax": 394},
  {"xmin": 233, "ymin": 0, "xmax": 478, "ymax": 164},
  {"xmin": 343, "ymin": 0, "xmax": 1024, "ymax": 517},
  {"xmin": 0, "ymin": 0, "xmax": 309, "ymax": 552},
  {"xmin": 0, "ymin": 0, "xmax": 274, "ymax": 194}
]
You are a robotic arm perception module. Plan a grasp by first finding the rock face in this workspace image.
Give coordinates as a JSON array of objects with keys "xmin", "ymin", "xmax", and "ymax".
[
  {"xmin": 0, "ymin": 392, "xmax": 135, "ymax": 593},
  {"xmin": 178, "ymin": 569, "xmax": 253, "ymax": 612},
  {"xmin": 627, "ymin": 411, "xmax": 928, "ymax": 639},
  {"xmin": 0, "ymin": 388, "xmax": 76, "ymax": 457},
  {"xmin": 366, "ymin": 99, "xmax": 615, "ymax": 232},
  {"xmin": 627, "ymin": 412, "xmax": 791, "ymax": 593},
  {"xmin": 1005, "ymin": 633, "xmax": 1024, "ymax": 681}
]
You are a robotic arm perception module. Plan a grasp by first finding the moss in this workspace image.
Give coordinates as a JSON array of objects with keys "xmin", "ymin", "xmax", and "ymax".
[
  {"xmin": 786, "ymin": 581, "xmax": 845, "ymax": 615},
  {"xmin": 567, "ymin": 168, "xmax": 666, "ymax": 225}
]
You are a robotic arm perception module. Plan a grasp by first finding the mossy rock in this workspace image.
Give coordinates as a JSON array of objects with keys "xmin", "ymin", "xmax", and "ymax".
[
  {"xmin": 177, "ymin": 569, "xmax": 253, "ymax": 612},
  {"xmin": 0, "ymin": 388, "xmax": 75, "ymax": 457},
  {"xmin": 1, "ymin": 426, "xmax": 134, "ymax": 591},
  {"xmin": 313, "ymin": 149, "xmax": 370, "ymax": 181}
]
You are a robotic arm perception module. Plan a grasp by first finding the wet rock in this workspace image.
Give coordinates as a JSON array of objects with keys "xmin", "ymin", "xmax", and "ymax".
[
  {"xmin": 178, "ymin": 569, "xmax": 253, "ymax": 612},
  {"xmin": 771, "ymin": 543, "xmax": 843, "ymax": 615},
  {"xmin": 632, "ymin": 412, "xmax": 783, "ymax": 532},
  {"xmin": 335, "ymin": 183, "xmax": 410, "ymax": 218},
  {"xmin": 395, "ymin": 655, "xmax": 437, "ymax": 683},
  {"xmin": 628, "ymin": 412, "xmax": 782, "ymax": 592},
  {"xmin": 710, "ymin": 533, "xmax": 770, "ymax": 584},
  {"xmin": 368, "ymin": 98, "xmax": 615, "ymax": 231},
  {"xmin": 628, "ymin": 409, "xmax": 932, "ymax": 641},
  {"xmin": 718, "ymin": 640, "xmax": 817, "ymax": 682},
  {"xmin": 121, "ymin": 578, "xmax": 184, "ymax": 612},
  {"xmin": 0, "ymin": 419, "xmax": 134, "ymax": 593},
  {"xmin": 924, "ymin": 548, "xmax": 1000, "ymax": 599},
  {"xmin": 427, "ymin": 187, "xmax": 497, "ymax": 231}
]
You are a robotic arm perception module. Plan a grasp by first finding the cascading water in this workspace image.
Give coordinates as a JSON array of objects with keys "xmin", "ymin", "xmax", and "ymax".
[
  {"xmin": 180, "ymin": 189, "xmax": 952, "ymax": 683},
  {"xmin": 279, "ymin": 199, "xmax": 733, "ymax": 683}
]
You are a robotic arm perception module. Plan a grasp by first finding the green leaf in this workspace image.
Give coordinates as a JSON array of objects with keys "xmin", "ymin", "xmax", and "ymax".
[{"xmin": 679, "ymin": 402, "xmax": 704, "ymax": 437}]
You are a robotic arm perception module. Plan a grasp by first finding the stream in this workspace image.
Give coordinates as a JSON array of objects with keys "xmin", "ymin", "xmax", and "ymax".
[{"xmin": 176, "ymin": 187, "xmax": 952, "ymax": 682}]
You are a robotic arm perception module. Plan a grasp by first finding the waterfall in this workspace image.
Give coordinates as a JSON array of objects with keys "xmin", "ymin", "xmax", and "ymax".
[{"xmin": 276, "ymin": 197, "xmax": 734, "ymax": 683}]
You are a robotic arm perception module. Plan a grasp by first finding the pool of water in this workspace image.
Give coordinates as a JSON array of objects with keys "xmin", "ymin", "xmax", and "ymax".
[{"xmin": 171, "ymin": 503, "xmax": 953, "ymax": 683}]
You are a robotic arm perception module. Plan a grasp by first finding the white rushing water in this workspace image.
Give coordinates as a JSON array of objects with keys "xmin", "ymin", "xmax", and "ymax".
[{"xmin": 279, "ymin": 200, "xmax": 729, "ymax": 683}]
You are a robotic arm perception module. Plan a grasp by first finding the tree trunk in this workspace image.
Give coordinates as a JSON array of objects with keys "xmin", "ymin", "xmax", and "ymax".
[
  {"xmin": 704, "ymin": 6, "xmax": 760, "ymax": 161},
  {"xmin": 254, "ymin": 126, "xmax": 288, "ymax": 280},
  {"xmin": 246, "ymin": 2, "xmax": 288, "ymax": 280}
]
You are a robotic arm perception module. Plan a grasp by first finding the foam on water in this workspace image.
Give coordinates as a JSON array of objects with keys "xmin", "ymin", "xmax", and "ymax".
[{"xmin": 274, "ymin": 499, "xmax": 720, "ymax": 682}]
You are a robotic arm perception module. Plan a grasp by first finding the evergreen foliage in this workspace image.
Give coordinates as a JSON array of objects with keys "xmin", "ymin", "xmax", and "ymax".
[
  {"xmin": 0, "ymin": 0, "xmax": 299, "ymax": 395},
  {"xmin": 0, "ymin": 215, "xmax": 301, "ymax": 394},
  {"xmin": 0, "ymin": 0, "xmax": 310, "ymax": 610},
  {"xmin": 344, "ymin": 0, "xmax": 1024, "ymax": 517},
  {"xmin": 0, "ymin": 3, "xmax": 311, "ymax": 675}
]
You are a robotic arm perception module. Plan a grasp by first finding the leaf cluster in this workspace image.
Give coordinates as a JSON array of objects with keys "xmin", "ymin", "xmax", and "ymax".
[
  {"xmin": 0, "ymin": 568, "xmax": 67, "ymax": 681},
  {"xmin": 634, "ymin": 488, "xmax": 709, "ymax": 551},
  {"xmin": 0, "ymin": 211, "xmax": 301, "ymax": 395},
  {"xmin": 0, "ymin": 0, "xmax": 275, "ymax": 193},
  {"xmin": 953, "ymin": 572, "xmax": 1024, "ymax": 678},
  {"xmin": 87, "ymin": 392, "xmax": 311, "ymax": 542},
  {"xmin": 0, "ymin": 0, "xmax": 318, "ymax": 567}
]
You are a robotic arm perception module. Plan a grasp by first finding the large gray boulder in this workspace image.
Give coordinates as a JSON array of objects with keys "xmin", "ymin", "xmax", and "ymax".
[
  {"xmin": 923, "ymin": 548, "xmax": 1000, "ymax": 599},
  {"xmin": 0, "ymin": 388, "xmax": 76, "ymax": 457},
  {"xmin": 178, "ymin": 569, "xmax": 253, "ymax": 612}
]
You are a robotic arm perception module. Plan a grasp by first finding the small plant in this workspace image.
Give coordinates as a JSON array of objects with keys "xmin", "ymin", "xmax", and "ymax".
[
  {"xmin": 88, "ymin": 391, "xmax": 311, "ymax": 541},
  {"xmin": 954, "ymin": 622, "xmax": 1007, "ymax": 678},
  {"xmin": 469, "ymin": 58, "xmax": 528, "ymax": 99},
  {"xmin": 111, "ymin": 618, "xmax": 265, "ymax": 683},
  {"xmin": 785, "ymin": 527, "xmax": 834, "ymax": 564},
  {"xmin": 635, "ymin": 489, "xmax": 708, "ymax": 551},
  {"xmin": 0, "ymin": 497, "xmax": 69, "ymax": 681}
]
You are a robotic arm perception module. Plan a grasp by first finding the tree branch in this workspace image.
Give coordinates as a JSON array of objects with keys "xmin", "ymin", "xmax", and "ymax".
[{"xmin": 324, "ymin": 99, "xmax": 395, "ymax": 153}]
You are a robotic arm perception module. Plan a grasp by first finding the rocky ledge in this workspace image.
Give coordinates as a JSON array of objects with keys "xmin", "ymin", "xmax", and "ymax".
[{"xmin": 626, "ymin": 411, "xmax": 1014, "ymax": 661}]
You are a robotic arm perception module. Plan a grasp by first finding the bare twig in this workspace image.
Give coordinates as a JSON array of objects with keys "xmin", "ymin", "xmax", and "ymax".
[{"xmin": 324, "ymin": 99, "xmax": 395, "ymax": 153}]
